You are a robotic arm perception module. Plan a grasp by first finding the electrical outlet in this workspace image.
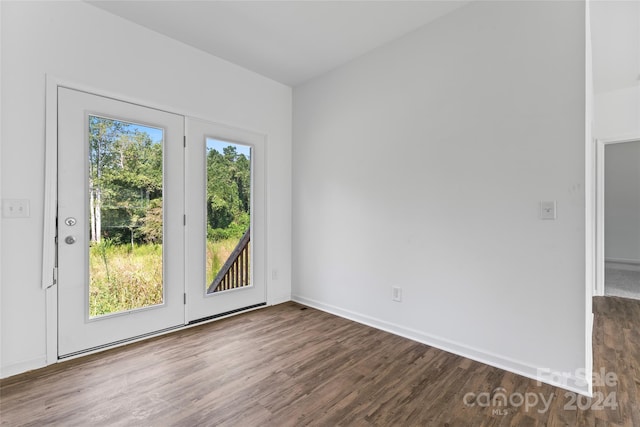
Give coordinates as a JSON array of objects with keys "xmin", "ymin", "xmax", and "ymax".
[
  {"xmin": 540, "ymin": 201, "xmax": 556, "ymax": 220},
  {"xmin": 392, "ymin": 286, "xmax": 402, "ymax": 302},
  {"xmin": 2, "ymin": 199, "xmax": 30, "ymax": 218}
]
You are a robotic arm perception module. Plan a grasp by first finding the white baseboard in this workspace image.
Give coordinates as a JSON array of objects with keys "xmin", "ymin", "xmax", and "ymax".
[
  {"xmin": 605, "ymin": 257, "xmax": 640, "ymax": 266},
  {"xmin": 1, "ymin": 356, "xmax": 47, "ymax": 379},
  {"xmin": 292, "ymin": 294, "xmax": 591, "ymax": 396}
]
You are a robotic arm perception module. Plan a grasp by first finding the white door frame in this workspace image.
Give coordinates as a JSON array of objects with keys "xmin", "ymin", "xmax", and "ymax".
[
  {"xmin": 594, "ymin": 134, "xmax": 640, "ymax": 296},
  {"xmin": 44, "ymin": 76, "xmax": 60, "ymax": 364}
]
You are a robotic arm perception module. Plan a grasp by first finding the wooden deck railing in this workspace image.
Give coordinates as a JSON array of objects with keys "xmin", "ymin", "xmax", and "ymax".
[{"xmin": 207, "ymin": 228, "xmax": 251, "ymax": 294}]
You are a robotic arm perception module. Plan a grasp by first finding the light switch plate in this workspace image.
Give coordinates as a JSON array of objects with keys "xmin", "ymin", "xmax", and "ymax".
[
  {"xmin": 2, "ymin": 199, "xmax": 30, "ymax": 218},
  {"xmin": 540, "ymin": 201, "xmax": 556, "ymax": 220},
  {"xmin": 392, "ymin": 286, "xmax": 402, "ymax": 302}
]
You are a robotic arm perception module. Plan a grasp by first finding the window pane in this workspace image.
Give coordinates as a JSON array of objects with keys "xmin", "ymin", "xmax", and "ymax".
[
  {"xmin": 205, "ymin": 139, "xmax": 251, "ymax": 293},
  {"xmin": 88, "ymin": 116, "xmax": 164, "ymax": 317}
]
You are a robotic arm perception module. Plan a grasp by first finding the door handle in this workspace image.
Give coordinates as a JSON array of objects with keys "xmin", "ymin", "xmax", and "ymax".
[{"xmin": 65, "ymin": 236, "xmax": 77, "ymax": 245}]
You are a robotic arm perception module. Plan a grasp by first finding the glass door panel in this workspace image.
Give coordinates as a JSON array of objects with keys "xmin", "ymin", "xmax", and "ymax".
[
  {"xmin": 185, "ymin": 118, "xmax": 266, "ymax": 323},
  {"xmin": 58, "ymin": 87, "xmax": 184, "ymax": 357}
]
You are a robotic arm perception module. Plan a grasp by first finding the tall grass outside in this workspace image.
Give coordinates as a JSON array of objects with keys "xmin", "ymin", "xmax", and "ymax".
[
  {"xmin": 206, "ymin": 238, "xmax": 236, "ymax": 287},
  {"xmin": 86, "ymin": 122, "xmax": 252, "ymax": 316},
  {"xmin": 89, "ymin": 241, "xmax": 163, "ymax": 317},
  {"xmin": 89, "ymin": 237, "xmax": 248, "ymax": 316}
]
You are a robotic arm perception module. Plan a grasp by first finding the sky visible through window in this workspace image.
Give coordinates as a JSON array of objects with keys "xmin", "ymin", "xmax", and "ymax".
[
  {"xmin": 129, "ymin": 124, "xmax": 163, "ymax": 143},
  {"xmin": 206, "ymin": 138, "xmax": 251, "ymax": 157},
  {"xmin": 128, "ymin": 127, "xmax": 251, "ymax": 158}
]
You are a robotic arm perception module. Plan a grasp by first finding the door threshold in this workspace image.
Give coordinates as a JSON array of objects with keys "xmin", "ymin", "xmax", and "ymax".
[
  {"xmin": 57, "ymin": 302, "xmax": 269, "ymax": 362},
  {"xmin": 188, "ymin": 302, "xmax": 267, "ymax": 325},
  {"xmin": 58, "ymin": 325, "xmax": 183, "ymax": 360}
]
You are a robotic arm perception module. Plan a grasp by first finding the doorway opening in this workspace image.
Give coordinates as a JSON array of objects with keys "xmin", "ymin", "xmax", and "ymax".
[
  {"xmin": 45, "ymin": 83, "xmax": 268, "ymax": 360},
  {"xmin": 596, "ymin": 136, "xmax": 640, "ymax": 298}
]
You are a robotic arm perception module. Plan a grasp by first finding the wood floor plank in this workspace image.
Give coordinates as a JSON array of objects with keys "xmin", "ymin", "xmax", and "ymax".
[{"xmin": 2, "ymin": 297, "xmax": 640, "ymax": 426}]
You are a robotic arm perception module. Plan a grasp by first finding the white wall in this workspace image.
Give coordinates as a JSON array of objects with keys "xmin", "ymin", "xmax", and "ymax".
[
  {"xmin": 0, "ymin": 1, "xmax": 292, "ymax": 377},
  {"xmin": 592, "ymin": 0, "xmax": 640, "ymax": 139},
  {"xmin": 595, "ymin": 87, "xmax": 640, "ymax": 138},
  {"xmin": 293, "ymin": 1, "xmax": 589, "ymax": 393},
  {"xmin": 605, "ymin": 141, "xmax": 640, "ymax": 263}
]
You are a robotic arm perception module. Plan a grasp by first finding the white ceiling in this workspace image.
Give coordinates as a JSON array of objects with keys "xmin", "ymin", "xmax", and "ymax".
[
  {"xmin": 88, "ymin": 1, "xmax": 639, "ymax": 92},
  {"xmin": 87, "ymin": 1, "xmax": 470, "ymax": 87}
]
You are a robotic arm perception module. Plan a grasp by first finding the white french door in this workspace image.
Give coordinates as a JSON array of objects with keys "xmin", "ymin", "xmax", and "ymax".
[
  {"xmin": 57, "ymin": 88, "xmax": 185, "ymax": 357},
  {"xmin": 56, "ymin": 88, "xmax": 266, "ymax": 357},
  {"xmin": 185, "ymin": 118, "xmax": 266, "ymax": 323}
]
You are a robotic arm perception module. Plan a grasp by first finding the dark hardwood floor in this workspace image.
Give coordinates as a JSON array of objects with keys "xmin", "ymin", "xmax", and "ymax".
[{"xmin": 1, "ymin": 297, "xmax": 639, "ymax": 426}]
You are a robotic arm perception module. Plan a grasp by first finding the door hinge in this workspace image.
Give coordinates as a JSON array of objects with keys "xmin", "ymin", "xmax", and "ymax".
[
  {"xmin": 183, "ymin": 214, "xmax": 186, "ymax": 226},
  {"xmin": 184, "ymin": 135, "xmax": 186, "ymax": 147},
  {"xmin": 52, "ymin": 267, "xmax": 58, "ymax": 287},
  {"xmin": 184, "ymin": 293, "xmax": 187, "ymax": 305}
]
